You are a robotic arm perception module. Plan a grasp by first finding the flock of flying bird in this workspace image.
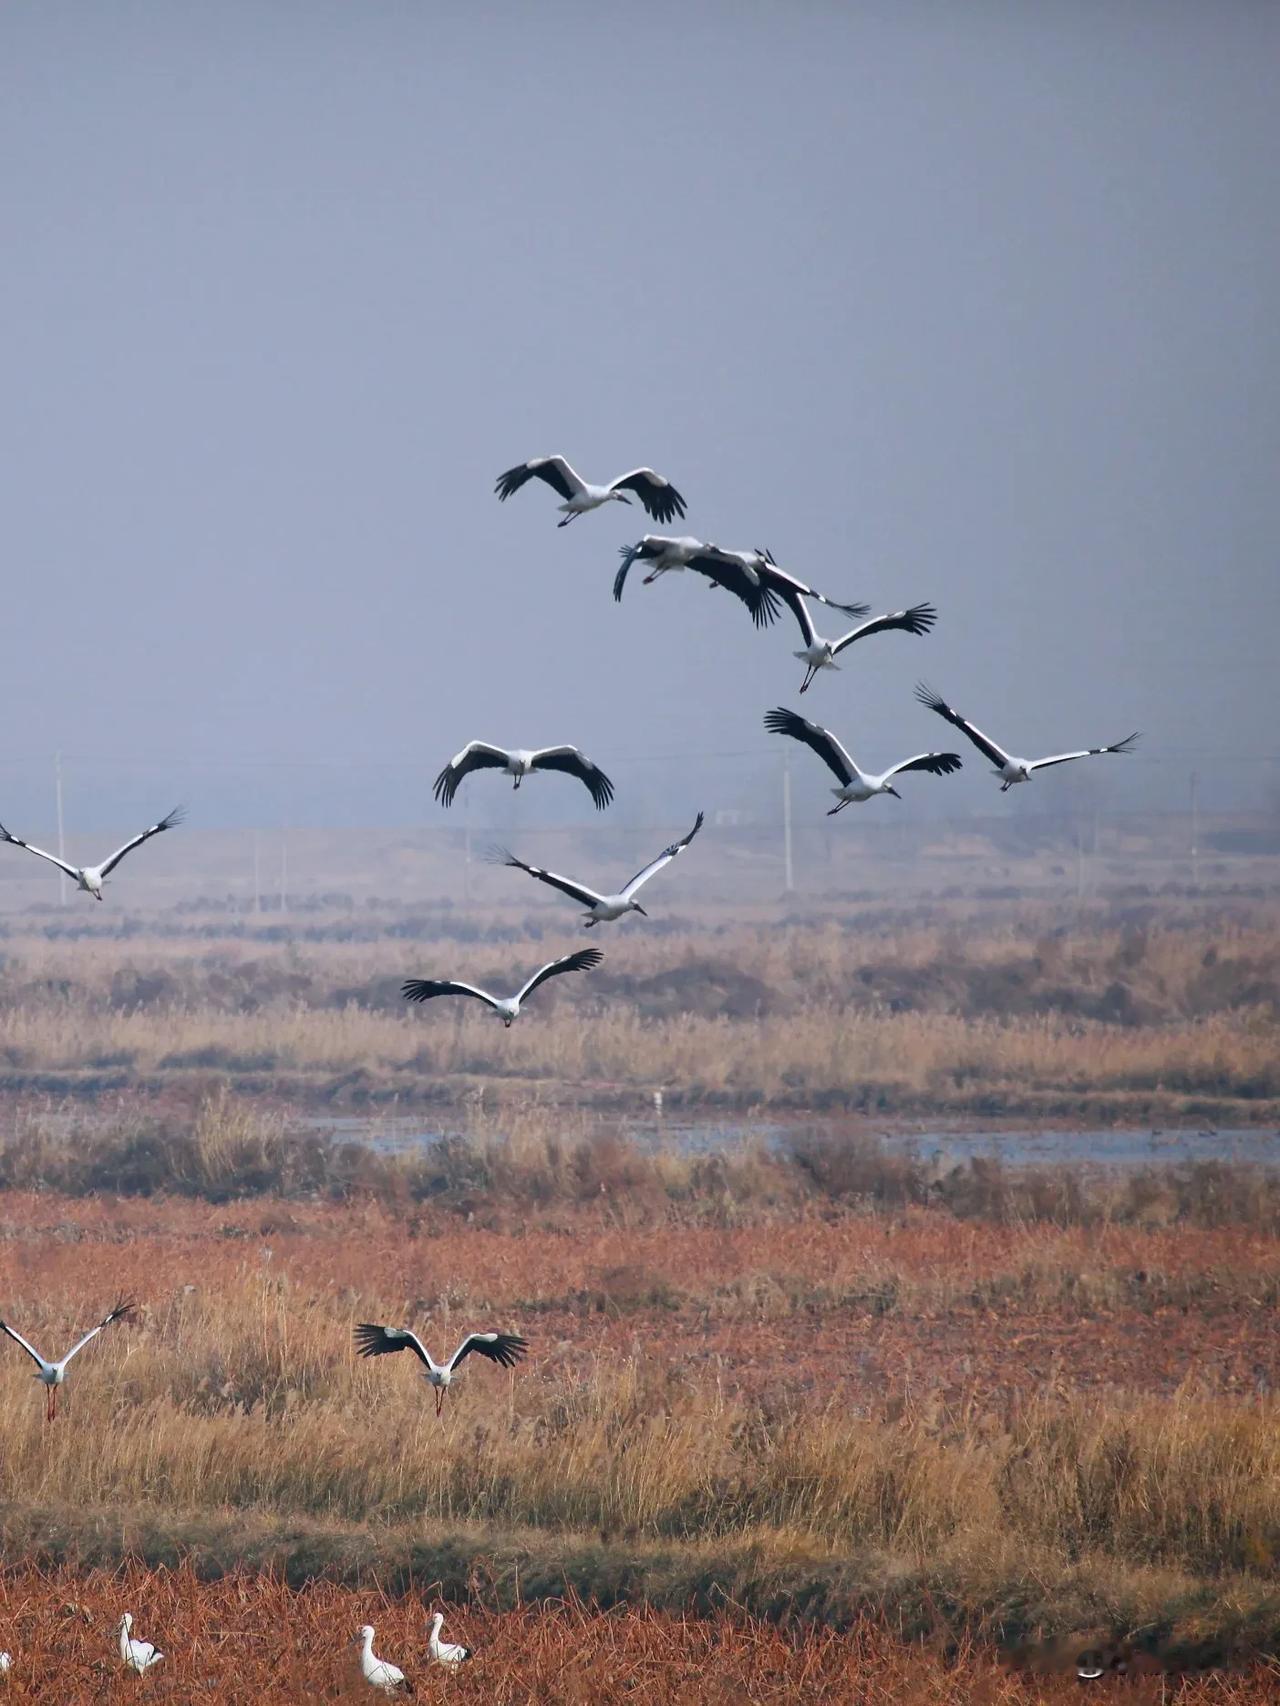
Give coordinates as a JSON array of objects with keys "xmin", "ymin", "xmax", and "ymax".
[{"xmin": 0, "ymin": 451, "xmax": 1140, "ymax": 1692}]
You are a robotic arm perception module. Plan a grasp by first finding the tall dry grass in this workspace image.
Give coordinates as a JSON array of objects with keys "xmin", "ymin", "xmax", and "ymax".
[{"xmin": 0, "ymin": 909, "xmax": 1276, "ymax": 1114}]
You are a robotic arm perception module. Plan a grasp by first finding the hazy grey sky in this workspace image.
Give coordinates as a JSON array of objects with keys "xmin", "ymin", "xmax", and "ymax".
[{"xmin": 4, "ymin": 1, "xmax": 1277, "ymax": 832}]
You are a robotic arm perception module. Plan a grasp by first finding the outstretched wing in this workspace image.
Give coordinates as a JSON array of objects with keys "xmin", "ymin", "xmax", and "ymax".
[
  {"xmin": 1027, "ymin": 734, "xmax": 1140, "ymax": 774},
  {"xmin": 433, "ymin": 742, "xmax": 511, "ymax": 807},
  {"xmin": 913, "ymin": 682, "xmax": 1015, "ymax": 770},
  {"xmin": 401, "ymin": 978, "xmax": 503, "ymax": 1012},
  {"xmin": 0, "ymin": 1319, "xmax": 48, "ymax": 1370},
  {"xmin": 686, "ymin": 549, "xmax": 781, "ymax": 629},
  {"xmin": 620, "ymin": 811, "xmax": 705, "ymax": 899},
  {"xmin": 494, "ymin": 455, "xmax": 582, "ymax": 503},
  {"xmin": 515, "ymin": 946, "xmax": 604, "ymax": 1005},
  {"xmin": 62, "ymin": 1297, "xmax": 136, "ymax": 1365},
  {"xmin": 445, "ymin": 1330, "xmax": 529, "ymax": 1373},
  {"xmin": 353, "ymin": 1322, "xmax": 435, "ymax": 1370},
  {"xmin": 755, "ymin": 554, "xmax": 869, "ymax": 622},
  {"xmin": 763, "ymin": 708, "xmax": 856, "ymax": 786},
  {"xmin": 528, "ymin": 747, "xmax": 614, "ymax": 810},
  {"xmin": 0, "ymin": 825, "xmax": 80, "ymax": 881},
  {"xmin": 881, "ymin": 752, "xmax": 963, "ymax": 781},
  {"xmin": 774, "ymin": 585, "xmax": 820, "ymax": 648},
  {"xmin": 614, "ymin": 541, "xmax": 644, "ymax": 602},
  {"xmin": 608, "ymin": 468, "xmax": 687, "ymax": 524},
  {"xmin": 831, "ymin": 602, "xmax": 936, "ymax": 657},
  {"xmin": 98, "ymin": 808, "xmax": 184, "ymax": 877},
  {"xmin": 488, "ymin": 849, "xmax": 603, "ymax": 910}
]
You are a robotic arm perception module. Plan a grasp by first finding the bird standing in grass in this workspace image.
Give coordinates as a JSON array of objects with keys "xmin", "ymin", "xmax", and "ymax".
[
  {"xmin": 356, "ymin": 1625, "xmax": 413, "ymax": 1695},
  {"xmin": 118, "ymin": 1613, "xmax": 163, "ymax": 1675},
  {"xmin": 355, "ymin": 1323, "xmax": 529, "ymax": 1416},
  {"xmin": 427, "ymin": 1612, "xmax": 472, "ymax": 1673},
  {"xmin": 0, "ymin": 1300, "xmax": 135, "ymax": 1421}
]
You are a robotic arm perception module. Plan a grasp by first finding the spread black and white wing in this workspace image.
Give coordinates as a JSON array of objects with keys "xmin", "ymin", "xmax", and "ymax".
[
  {"xmin": 444, "ymin": 1331, "xmax": 529, "ymax": 1373},
  {"xmin": 514, "ymin": 947, "xmax": 604, "ymax": 1005},
  {"xmin": 620, "ymin": 812, "xmax": 705, "ymax": 900},
  {"xmin": 881, "ymin": 752, "xmax": 964, "ymax": 781},
  {"xmin": 400, "ymin": 978, "xmax": 503, "ymax": 1012},
  {"xmin": 489, "ymin": 850, "xmax": 603, "ymax": 910},
  {"xmin": 353, "ymin": 1323, "xmax": 435, "ymax": 1369},
  {"xmin": 494, "ymin": 455, "xmax": 583, "ymax": 504},
  {"xmin": 830, "ymin": 603, "xmax": 936, "ymax": 658},
  {"xmin": 0, "ymin": 825, "xmax": 80, "ymax": 881},
  {"xmin": 433, "ymin": 742, "xmax": 511, "ymax": 807},
  {"xmin": 1027, "ymin": 734, "xmax": 1139, "ymax": 774},
  {"xmin": 763, "ymin": 708, "xmax": 856, "ymax": 786},
  {"xmin": 98, "ymin": 809, "xmax": 184, "ymax": 877},
  {"xmin": 914, "ymin": 683, "xmax": 1015, "ymax": 770},
  {"xmin": 527, "ymin": 747, "xmax": 614, "ymax": 810},
  {"xmin": 607, "ymin": 468, "xmax": 687, "ymax": 524}
]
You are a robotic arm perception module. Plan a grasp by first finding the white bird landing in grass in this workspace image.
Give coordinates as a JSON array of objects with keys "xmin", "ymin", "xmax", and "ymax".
[
  {"xmin": 490, "ymin": 812, "xmax": 704, "ymax": 926},
  {"xmin": 402, "ymin": 948, "xmax": 603, "ymax": 1027},
  {"xmin": 433, "ymin": 743, "xmax": 614, "ymax": 810},
  {"xmin": 355, "ymin": 1626, "xmax": 412, "ymax": 1695},
  {"xmin": 783, "ymin": 596, "xmax": 937, "ymax": 692},
  {"xmin": 914, "ymin": 682, "xmax": 1140, "ymax": 791},
  {"xmin": 495, "ymin": 456, "xmax": 686, "ymax": 526},
  {"xmin": 765, "ymin": 708, "xmax": 962, "ymax": 812},
  {"xmin": 0, "ymin": 807, "xmax": 183, "ymax": 900},
  {"xmin": 0, "ymin": 1299, "xmax": 135, "ymax": 1421},
  {"xmin": 355, "ymin": 1323, "xmax": 529, "ymax": 1416},
  {"xmin": 427, "ymin": 1612, "xmax": 472, "ymax": 1673},
  {"xmin": 118, "ymin": 1613, "xmax": 163, "ymax": 1675}
]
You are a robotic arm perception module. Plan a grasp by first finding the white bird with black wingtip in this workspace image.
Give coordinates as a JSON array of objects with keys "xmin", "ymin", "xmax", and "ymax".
[
  {"xmin": 765, "ymin": 709, "xmax": 962, "ymax": 811},
  {"xmin": 401, "ymin": 947, "xmax": 602, "ymax": 1028},
  {"xmin": 495, "ymin": 455, "xmax": 686, "ymax": 526},
  {"xmin": 491, "ymin": 812, "xmax": 704, "ymax": 926},
  {"xmin": 914, "ymin": 683, "xmax": 1140, "ymax": 791},
  {"xmin": 0, "ymin": 807, "xmax": 183, "ymax": 899},
  {"xmin": 781, "ymin": 595, "xmax": 937, "ymax": 693},
  {"xmin": 614, "ymin": 538, "xmax": 868, "ymax": 638},
  {"xmin": 355, "ymin": 1625, "xmax": 412, "ymax": 1695},
  {"xmin": 427, "ymin": 1612, "xmax": 472, "ymax": 1674},
  {"xmin": 118, "ymin": 1613, "xmax": 164, "ymax": 1675},
  {"xmin": 433, "ymin": 743, "xmax": 614, "ymax": 810},
  {"xmin": 355, "ymin": 1322, "xmax": 529, "ymax": 1416},
  {"xmin": 0, "ymin": 1299, "xmax": 135, "ymax": 1421}
]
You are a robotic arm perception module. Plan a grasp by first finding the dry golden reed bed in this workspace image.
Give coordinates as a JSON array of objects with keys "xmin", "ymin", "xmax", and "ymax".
[
  {"xmin": 0, "ymin": 1179, "xmax": 1277, "ymax": 1667},
  {"xmin": 0, "ymin": 903, "xmax": 1276, "ymax": 1116}
]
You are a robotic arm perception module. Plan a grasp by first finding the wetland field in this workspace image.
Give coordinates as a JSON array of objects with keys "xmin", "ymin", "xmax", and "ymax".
[{"xmin": 0, "ymin": 831, "xmax": 1277, "ymax": 1698}]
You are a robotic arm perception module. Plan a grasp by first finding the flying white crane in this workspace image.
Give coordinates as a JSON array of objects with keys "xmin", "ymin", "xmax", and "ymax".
[
  {"xmin": 0, "ymin": 807, "xmax": 183, "ymax": 900},
  {"xmin": 495, "ymin": 456, "xmax": 686, "ymax": 526},
  {"xmin": 613, "ymin": 537, "xmax": 777, "ymax": 624},
  {"xmin": 427, "ymin": 1613, "xmax": 472, "ymax": 1673},
  {"xmin": 401, "ymin": 948, "xmax": 603, "ymax": 1027},
  {"xmin": 355, "ymin": 1323, "xmax": 529, "ymax": 1416},
  {"xmin": 781, "ymin": 596, "xmax": 937, "ymax": 692},
  {"xmin": 614, "ymin": 539, "xmax": 869, "ymax": 637},
  {"xmin": 491, "ymin": 812, "xmax": 704, "ymax": 925},
  {"xmin": 354, "ymin": 1626, "xmax": 412, "ymax": 1695},
  {"xmin": 433, "ymin": 743, "xmax": 614, "ymax": 810},
  {"xmin": 0, "ymin": 1300, "xmax": 135, "ymax": 1421},
  {"xmin": 764, "ymin": 708, "xmax": 962, "ymax": 811},
  {"xmin": 914, "ymin": 683, "xmax": 1140, "ymax": 791},
  {"xmin": 118, "ymin": 1613, "xmax": 164, "ymax": 1675}
]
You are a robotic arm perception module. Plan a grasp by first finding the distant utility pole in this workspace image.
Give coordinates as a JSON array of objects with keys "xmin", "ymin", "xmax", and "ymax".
[
  {"xmin": 252, "ymin": 832, "xmax": 261, "ymax": 915},
  {"xmin": 54, "ymin": 751, "xmax": 67, "ymax": 906},
  {"xmin": 1189, "ymin": 770, "xmax": 1200, "ymax": 886},
  {"xmin": 782, "ymin": 752, "xmax": 794, "ymax": 893},
  {"xmin": 279, "ymin": 833, "xmax": 288, "ymax": 916}
]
